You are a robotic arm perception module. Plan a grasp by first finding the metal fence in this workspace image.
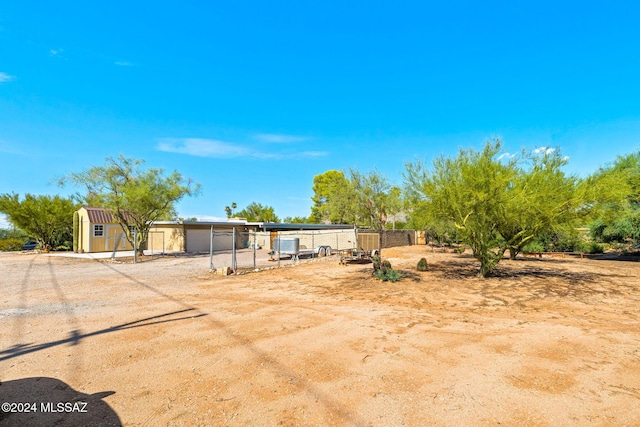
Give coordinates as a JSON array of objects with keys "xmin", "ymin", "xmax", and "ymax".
[{"xmin": 207, "ymin": 229, "xmax": 359, "ymax": 273}]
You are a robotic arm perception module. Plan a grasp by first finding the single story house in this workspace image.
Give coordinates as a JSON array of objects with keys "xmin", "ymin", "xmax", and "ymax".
[
  {"xmin": 74, "ymin": 207, "xmax": 384, "ymax": 254},
  {"xmin": 147, "ymin": 219, "xmax": 263, "ymax": 253}
]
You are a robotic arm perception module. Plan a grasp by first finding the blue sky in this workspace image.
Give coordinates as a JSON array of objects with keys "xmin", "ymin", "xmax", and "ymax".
[{"xmin": 2, "ymin": 1, "xmax": 640, "ymax": 228}]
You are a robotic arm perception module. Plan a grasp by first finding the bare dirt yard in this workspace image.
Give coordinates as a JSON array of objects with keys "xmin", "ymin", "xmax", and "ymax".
[{"xmin": 1, "ymin": 246, "xmax": 639, "ymax": 426}]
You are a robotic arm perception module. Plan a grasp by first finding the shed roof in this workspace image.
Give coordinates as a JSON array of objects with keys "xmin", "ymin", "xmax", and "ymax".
[{"xmin": 82, "ymin": 207, "xmax": 132, "ymax": 224}]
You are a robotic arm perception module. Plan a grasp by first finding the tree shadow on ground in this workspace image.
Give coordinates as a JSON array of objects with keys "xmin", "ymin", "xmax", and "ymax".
[
  {"xmin": 0, "ymin": 377, "xmax": 121, "ymax": 426},
  {"xmin": 428, "ymin": 255, "xmax": 603, "ymax": 283},
  {"xmin": 89, "ymin": 259, "xmax": 369, "ymax": 426},
  {"xmin": 0, "ymin": 309, "xmax": 206, "ymax": 362}
]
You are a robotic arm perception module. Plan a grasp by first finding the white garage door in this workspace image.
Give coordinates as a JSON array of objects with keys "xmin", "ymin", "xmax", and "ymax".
[
  {"xmin": 185, "ymin": 229, "xmax": 236, "ymax": 252},
  {"xmin": 185, "ymin": 229, "xmax": 211, "ymax": 253},
  {"xmin": 212, "ymin": 231, "xmax": 234, "ymax": 252}
]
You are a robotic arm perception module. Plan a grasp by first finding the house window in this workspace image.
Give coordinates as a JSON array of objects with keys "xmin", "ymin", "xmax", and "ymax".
[{"xmin": 93, "ymin": 224, "xmax": 104, "ymax": 237}]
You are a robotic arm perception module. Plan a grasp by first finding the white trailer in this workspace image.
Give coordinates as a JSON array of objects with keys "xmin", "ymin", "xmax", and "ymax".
[{"xmin": 271, "ymin": 237, "xmax": 333, "ymax": 261}]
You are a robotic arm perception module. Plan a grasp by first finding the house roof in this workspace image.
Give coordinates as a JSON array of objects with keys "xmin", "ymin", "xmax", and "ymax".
[
  {"xmin": 151, "ymin": 220, "xmax": 356, "ymax": 231},
  {"xmin": 82, "ymin": 207, "xmax": 132, "ymax": 224},
  {"xmin": 260, "ymin": 223, "xmax": 355, "ymax": 231},
  {"xmin": 152, "ymin": 220, "xmax": 263, "ymax": 229},
  {"xmin": 81, "ymin": 207, "xmax": 355, "ymax": 231}
]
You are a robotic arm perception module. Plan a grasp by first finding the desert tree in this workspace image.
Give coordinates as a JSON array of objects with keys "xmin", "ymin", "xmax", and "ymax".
[
  {"xmin": 498, "ymin": 147, "xmax": 584, "ymax": 259},
  {"xmin": 309, "ymin": 170, "xmax": 356, "ymax": 224},
  {"xmin": 60, "ymin": 155, "xmax": 199, "ymax": 255},
  {"xmin": 224, "ymin": 202, "xmax": 238, "ymax": 218},
  {"xmin": 405, "ymin": 139, "xmax": 602, "ymax": 276},
  {"xmin": 309, "ymin": 169, "xmax": 401, "ymax": 229},
  {"xmin": 588, "ymin": 151, "xmax": 640, "ymax": 244},
  {"xmin": 282, "ymin": 216, "xmax": 309, "ymax": 224},
  {"xmin": 235, "ymin": 202, "xmax": 279, "ymax": 222},
  {"xmin": 349, "ymin": 169, "xmax": 402, "ymax": 230},
  {"xmin": 0, "ymin": 193, "xmax": 79, "ymax": 250}
]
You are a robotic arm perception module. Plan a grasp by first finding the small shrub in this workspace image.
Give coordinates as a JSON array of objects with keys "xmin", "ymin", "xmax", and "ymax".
[
  {"xmin": 454, "ymin": 246, "xmax": 465, "ymax": 254},
  {"xmin": 610, "ymin": 242, "xmax": 628, "ymax": 251},
  {"xmin": 523, "ymin": 241, "xmax": 545, "ymax": 253},
  {"xmin": 372, "ymin": 256, "xmax": 391, "ymax": 274},
  {"xmin": 0, "ymin": 238, "xmax": 25, "ymax": 251},
  {"xmin": 372, "ymin": 256, "xmax": 403, "ymax": 282},
  {"xmin": 417, "ymin": 257, "xmax": 428, "ymax": 271},
  {"xmin": 584, "ymin": 242, "xmax": 605, "ymax": 254},
  {"xmin": 374, "ymin": 268, "xmax": 404, "ymax": 282}
]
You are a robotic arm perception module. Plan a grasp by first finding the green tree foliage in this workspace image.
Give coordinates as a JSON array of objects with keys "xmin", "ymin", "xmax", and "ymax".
[
  {"xmin": 235, "ymin": 202, "xmax": 279, "ymax": 222},
  {"xmin": 224, "ymin": 202, "xmax": 238, "ymax": 218},
  {"xmin": 0, "ymin": 193, "xmax": 79, "ymax": 250},
  {"xmin": 404, "ymin": 140, "xmax": 589, "ymax": 277},
  {"xmin": 282, "ymin": 216, "xmax": 309, "ymax": 224},
  {"xmin": 309, "ymin": 169, "xmax": 402, "ymax": 229},
  {"xmin": 588, "ymin": 151, "xmax": 640, "ymax": 244},
  {"xmin": 309, "ymin": 170, "xmax": 355, "ymax": 224},
  {"xmin": 0, "ymin": 227, "xmax": 29, "ymax": 251},
  {"xmin": 350, "ymin": 170, "xmax": 403, "ymax": 230},
  {"xmin": 523, "ymin": 225, "xmax": 587, "ymax": 253},
  {"xmin": 61, "ymin": 155, "xmax": 199, "ymax": 255},
  {"xmin": 405, "ymin": 141, "xmax": 515, "ymax": 276},
  {"xmin": 499, "ymin": 148, "xmax": 585, "ymax": 259}
]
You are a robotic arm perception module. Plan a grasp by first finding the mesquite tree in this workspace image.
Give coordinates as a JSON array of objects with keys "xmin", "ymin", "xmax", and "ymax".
[
  {"xmin": 404, "ymin": 139, "xmax": 589, "ymax": 277},
  {"xmin": 61, "ymin": 155, "xmax": 199, "ymax": 255}
]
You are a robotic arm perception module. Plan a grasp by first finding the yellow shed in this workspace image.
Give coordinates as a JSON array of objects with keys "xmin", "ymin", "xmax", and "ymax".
[{"xmin": 74, "ymin": 207, "xmax": 135, "ymax": 253}]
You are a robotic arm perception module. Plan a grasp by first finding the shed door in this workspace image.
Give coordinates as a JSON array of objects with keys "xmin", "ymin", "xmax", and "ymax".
[{"xmin": 106, "ymin": 225, "xmax": 128, "ymax": 251}]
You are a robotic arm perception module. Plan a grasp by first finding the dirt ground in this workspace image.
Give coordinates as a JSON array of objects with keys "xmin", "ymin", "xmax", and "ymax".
[{"xmin": 1, "ymin": 246, "xmax": 639, "ymax": 426}]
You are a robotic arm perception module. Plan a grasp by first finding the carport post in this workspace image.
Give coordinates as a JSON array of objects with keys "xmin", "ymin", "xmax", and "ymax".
[
  {"xmin": 312, "ymin": 231, "xmax": 315, "ymax": 259},
  {"xmin": 253, "ymin": 231, "xmax": 257, "ymax": 270},
  {"xmin": 277, "ymin": 231, "xmax": 281, "ymax": 268},
  {"xmin": 232, "ymin": 227, "xmax": 237, "ymax": 273},
  {"xmin": 209, "ymin": 225, "xmax": 214, "ymax": 272}
]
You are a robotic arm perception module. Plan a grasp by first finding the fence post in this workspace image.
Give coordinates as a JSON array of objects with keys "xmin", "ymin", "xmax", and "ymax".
[
  {"xmin": 232, "ymin": 227, "xmax": 237, "ymax": 273},
  {"xmin": 253, "ymin": 230, "xmax": 257, "ymax": 270},
  {"xmin": 209, "ymin": 225, "xmax": 214, "ymax": 272}
]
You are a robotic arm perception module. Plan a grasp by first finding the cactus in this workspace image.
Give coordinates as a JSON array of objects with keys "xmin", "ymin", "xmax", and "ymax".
[
  {"xmin": 372, "ymin": 255, "xmax": 382, "ymax": 273},
  {"xmin": 417, "ymin": 257, "xmax": 428, "ymax": 271},
  {"xmin": 73, "ymin": 211, "xmax": 79, "ymax": 253},
  {"xmin": 373, "ymin": 257, "xmax": 403, "ymax": 282}
]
